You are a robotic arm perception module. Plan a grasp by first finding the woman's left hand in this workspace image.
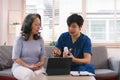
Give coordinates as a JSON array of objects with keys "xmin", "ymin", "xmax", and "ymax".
[
  {"xmin": 31, "ymin": 62, "xmax": 44, "ymax": 71},
  {"xmin": 35, "ymin": 61, "xmax": 43, "ymax": 67}
]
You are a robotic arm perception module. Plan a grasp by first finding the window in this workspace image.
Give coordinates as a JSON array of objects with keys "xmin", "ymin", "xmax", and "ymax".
[
  {"xmin": 86, "ymin": 0, "xmax": 120, "ymax": 43},
  {"xmin": 26, "ymin": 0, "xmax": 82, "ymax": 44},
  {"xmin": 25, "ymin": 0, "xmax": 120, "ymax": 45}
]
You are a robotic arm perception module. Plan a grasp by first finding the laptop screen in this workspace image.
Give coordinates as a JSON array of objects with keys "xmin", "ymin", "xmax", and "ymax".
[{"xmin": 46, "ymin": 57, "xmax": 72, "ymax": 75}]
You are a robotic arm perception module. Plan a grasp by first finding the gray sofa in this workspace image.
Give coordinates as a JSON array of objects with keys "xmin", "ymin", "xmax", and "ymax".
[
  {"xmin": 0, "ymin": 46, "xmax": 120, "ymax": 80},
  {"xmin": 92, "ymin": 46, "xmax": 120, "ymax": 80}
]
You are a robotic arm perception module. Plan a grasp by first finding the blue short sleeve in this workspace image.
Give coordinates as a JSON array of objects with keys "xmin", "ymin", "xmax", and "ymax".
[
  {"xmin": 83, "ymin": 37, "xmax": 92, "ymax": 55},
  {"xmin": 55, "ymin": 33, "xmax": 64, "ymax": 49},
  {"xmin": 12, "ymin": 36, "xmax": 23, "ymax": 59},
  {"xmin": 40, "ymin": 38, "xmax": 46, "ymax": 56}
]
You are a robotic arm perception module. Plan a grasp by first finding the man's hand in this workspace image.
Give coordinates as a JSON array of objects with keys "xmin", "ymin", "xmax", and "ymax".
[
  {"xmin": 63, "ymin": 51, "xmax": 74, "ymax": 59},
  {"xmin": 52, "ymin": 47, "xmax": 61, "ymax": 57},
  {"xmin": 63, "ymin": 51, "xmax": 69, "ymax": 58}
]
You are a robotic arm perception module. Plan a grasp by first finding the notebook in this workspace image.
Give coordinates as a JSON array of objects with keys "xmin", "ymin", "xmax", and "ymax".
[
  {"xmin": 70, "ymin": 71, "xmax": 95, "ymax": 76},
  {"xmin": 46, "ymin": 57, "xmax": 72, "ymax": 75}
]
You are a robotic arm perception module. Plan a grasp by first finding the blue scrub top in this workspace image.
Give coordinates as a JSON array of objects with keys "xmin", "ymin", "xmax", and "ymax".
[{"xmin": 55, "ymin": 32, "xmax": 94, "ymax": 74}]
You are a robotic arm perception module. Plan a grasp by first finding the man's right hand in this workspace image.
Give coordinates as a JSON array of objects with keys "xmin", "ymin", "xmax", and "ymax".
[{"xmin": 52, "ymin": 47, "xmax": 61, "ymax": 57}]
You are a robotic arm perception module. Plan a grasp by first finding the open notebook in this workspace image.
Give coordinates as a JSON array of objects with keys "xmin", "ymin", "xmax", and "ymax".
[{"xmin": 70, "ymin": 71, "xmax": 95, "ymax": 76}]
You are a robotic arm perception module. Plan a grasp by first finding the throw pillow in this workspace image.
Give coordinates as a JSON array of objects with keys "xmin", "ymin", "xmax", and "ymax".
[{"xmin": 0, "ymin": 46, "xmax": 13, "ymax": 71}]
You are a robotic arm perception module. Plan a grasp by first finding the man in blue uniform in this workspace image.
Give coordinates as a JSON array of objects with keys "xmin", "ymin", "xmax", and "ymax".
[{"xmin": 53, "ymin": 14, "xmax": 94, "ymax": 74}]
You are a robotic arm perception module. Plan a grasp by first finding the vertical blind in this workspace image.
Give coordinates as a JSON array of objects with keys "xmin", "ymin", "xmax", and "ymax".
[{"xmin": 25, "ymin": 0, "xmax": 120, "ymax": 44}]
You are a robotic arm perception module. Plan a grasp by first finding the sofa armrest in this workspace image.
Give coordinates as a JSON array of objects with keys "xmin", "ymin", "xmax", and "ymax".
[{"xmin": 109, "ymin": 57, "xmax": 120, "ymax": 73}]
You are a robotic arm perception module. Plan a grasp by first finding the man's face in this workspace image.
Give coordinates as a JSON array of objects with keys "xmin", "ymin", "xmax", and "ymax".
[{"xmin": 68, "ymin": 22, "xmax": 81, "ymax": 37}]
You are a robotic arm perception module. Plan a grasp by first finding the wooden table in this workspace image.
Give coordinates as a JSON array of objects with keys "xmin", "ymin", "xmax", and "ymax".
[
  {"xmin": 41, "ymin": 74, "xmax": 96, "ymax": 80},
  {"xmin": 47, "ymin": 75, "xmax": 96, "ymax": 80}
]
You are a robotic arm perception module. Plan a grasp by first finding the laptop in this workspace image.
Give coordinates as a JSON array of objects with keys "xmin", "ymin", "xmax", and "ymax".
[{"xmin": 46, "ymin": 57, "xmax": 72, "ymax": 75}]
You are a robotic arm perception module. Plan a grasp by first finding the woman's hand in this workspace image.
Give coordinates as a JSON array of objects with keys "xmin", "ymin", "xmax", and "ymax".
[
  {"xmin": 35, "ymin": 61, "xmax": 44, "ymax": 68},
  {"xmin": 13, "ymin": 58, "xmax": 44, "ymax": 71},
  {"xmin": 29, "ymin": 65, "xmax": 39, "ymax": 71},
  {"xmin": 29, "ymin": 62, "xmax": 43, "ymax": 71}
]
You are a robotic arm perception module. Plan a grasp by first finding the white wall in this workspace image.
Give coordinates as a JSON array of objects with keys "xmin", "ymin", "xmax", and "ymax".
[
  {"xmin": 0, "ymin": 0, "xmax": 2, "ymax": 44},
  {"xmin": 0, "ymin": 0, "xmax": 8, "ymax": 45},
  {"xmin": 9, "ymin": 0, "xmax": 23, "ymax": 11},
  {"xmin": 0, "ymin": 0, "xmax": 24, "ymax": 45}
]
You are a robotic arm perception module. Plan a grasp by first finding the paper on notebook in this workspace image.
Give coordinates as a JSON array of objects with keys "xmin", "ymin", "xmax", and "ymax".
[
  {"xmin": 70, "ymin": 71, "xmax": 95, "ymax": 76},
  {"xmin": 80, "ymin": 71, "xmax": 95, "ymax": 76},
  {"xmin": 70, "ymin": 71, "xmax": 79, "ymax": 76}
]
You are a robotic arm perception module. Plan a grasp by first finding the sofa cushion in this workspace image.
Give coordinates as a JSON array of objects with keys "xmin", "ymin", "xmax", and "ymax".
[
  {"xmin": 95, "ymin": 69, "xmax": 117, "ymax": 76},
  {"xmin": 0, "ymin": 46, "xmax": 13, "ymax": 70},
  {"xmin": 44, "ymin": 46, "xmax": 54, "ymax": 68},
  {"xmin": 95, "ymin": 69, "xmax": 119, "ymax": 80},
  {"xmin": 45, "ymin": 46, "xmax": 54, "ymax": 57},
  {"xmin": 91, "ymin": 46, "xmax": 109, "ymax": 69},
  {"xmin": 0, "ymin": 68, "xmax": 13, "ymax": 77}
]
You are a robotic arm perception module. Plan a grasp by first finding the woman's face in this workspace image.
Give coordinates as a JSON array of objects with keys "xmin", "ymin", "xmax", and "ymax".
[
  {"xmin": 31, "ymin": 17, "xmax": 41, "ymax": 35},
  {"xmin": 68, "ymin": 22, "xmax": 81, "ymax": 37}
]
